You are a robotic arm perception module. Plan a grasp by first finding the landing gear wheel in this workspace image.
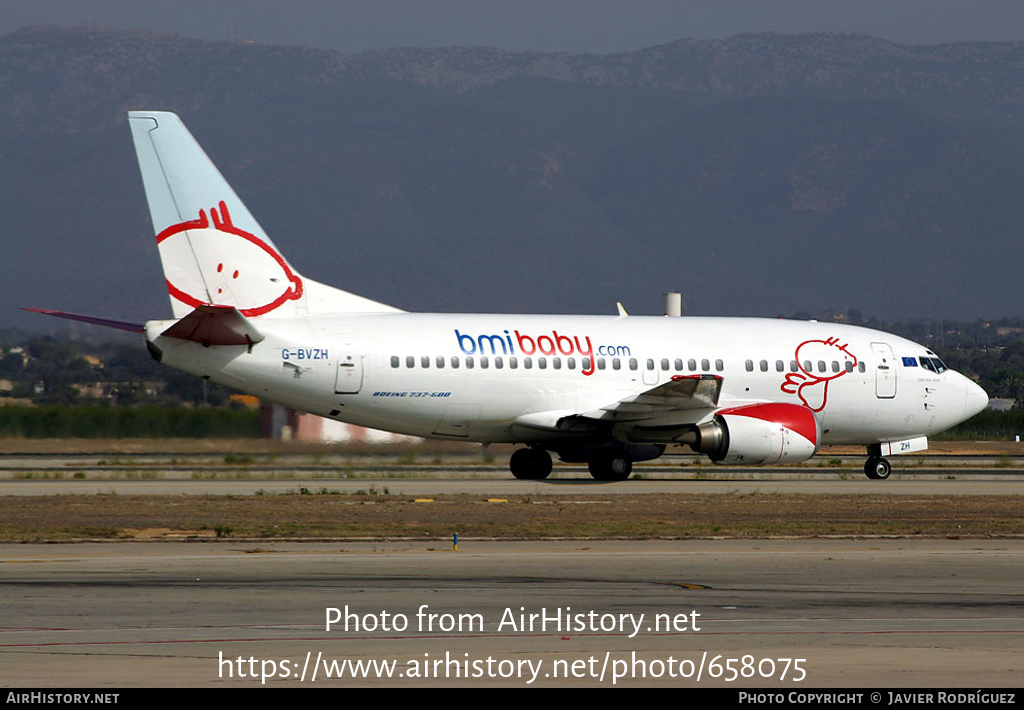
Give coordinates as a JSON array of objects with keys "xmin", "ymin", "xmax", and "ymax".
[
  {"xmin": 864, "ymin": 456, "xmax": 892, "ymax": 480},
  {"xmin": 588, "ymin": 456, "xmax": 632, "ymax": 481},
  {"xmin": 509, "ymin": 448, "xmax": 552, "ymax": 480}
]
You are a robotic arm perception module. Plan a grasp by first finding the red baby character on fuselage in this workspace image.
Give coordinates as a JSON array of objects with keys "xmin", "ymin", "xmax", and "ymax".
[{"xmin": 780, "ymin": 337, "xmax": 858, "ymax": 412}]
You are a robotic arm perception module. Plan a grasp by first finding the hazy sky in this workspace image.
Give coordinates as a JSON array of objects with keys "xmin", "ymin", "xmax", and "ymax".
[{"xmin": 5, "ymin": 0, "xmax": 1024, "ymax": 53}]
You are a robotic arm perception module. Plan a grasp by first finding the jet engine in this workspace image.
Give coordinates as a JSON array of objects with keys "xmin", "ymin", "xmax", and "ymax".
[{"xmin": 689, "ymin": 403, "xmax": 820, "ymax": 464}]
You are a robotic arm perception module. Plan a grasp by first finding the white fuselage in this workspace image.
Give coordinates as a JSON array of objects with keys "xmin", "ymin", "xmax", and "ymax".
[{"xmin": 146, "ymin": 313, "xmax": 987, "ymax": 448}]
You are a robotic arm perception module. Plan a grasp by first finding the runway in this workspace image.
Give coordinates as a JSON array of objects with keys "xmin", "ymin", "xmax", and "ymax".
[{"xmin": 2, "ymin": 539, "xmax": 1022, "ymax": 687}]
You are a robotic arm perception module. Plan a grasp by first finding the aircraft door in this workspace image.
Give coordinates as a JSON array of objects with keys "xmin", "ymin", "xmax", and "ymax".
[
  {"xmin": 642, "ymin": 358, "xmax": 658, "ymax": 385},
  {"xmin": 334, "ymin": 348, "xmax": 363, "ymax": 394},
  {"xmin": 871, "ymin": 342, "xmax": 897, "ymax": 399}
]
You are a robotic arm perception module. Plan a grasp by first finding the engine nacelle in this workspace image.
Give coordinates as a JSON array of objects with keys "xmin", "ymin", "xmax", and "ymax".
[{"xmin": 692, "ymin": 403, "xmax": 820, "ymax": 464}]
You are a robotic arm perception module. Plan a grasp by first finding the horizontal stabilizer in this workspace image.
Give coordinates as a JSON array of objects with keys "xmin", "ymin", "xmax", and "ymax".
[
  {"xmin": 160, "ymin": 305, "xmax": 264, "ymax": 346},
  {"xmin": 21, "ymin": 308, "xmax": 145, "ymax": 334}
]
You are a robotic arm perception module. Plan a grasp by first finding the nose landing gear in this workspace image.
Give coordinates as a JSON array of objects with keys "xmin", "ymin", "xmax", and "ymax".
[{"xmin": 864, "ymin": 444, "xmax": 892, "ymax": 480}]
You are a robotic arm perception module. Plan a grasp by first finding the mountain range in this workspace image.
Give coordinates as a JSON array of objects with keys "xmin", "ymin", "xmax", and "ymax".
[{"xmin": 4, "ymin": 26, "xmax": 1024, "ymax": 327}]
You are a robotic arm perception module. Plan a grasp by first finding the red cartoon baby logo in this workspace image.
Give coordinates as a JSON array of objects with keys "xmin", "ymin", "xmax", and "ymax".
[
  {"xmin": 780, "ymin": 337, "xmax": 858, "ymax": 412},
  {"xmin": 156, "ymin": 201, "xmax": 303, "ymax": 316}
]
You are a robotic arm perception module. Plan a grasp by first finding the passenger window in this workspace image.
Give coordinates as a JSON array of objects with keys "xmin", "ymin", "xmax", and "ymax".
[
  {"xmin": 524, "ymin": 357, "xmax": 533, "ymax": 369},
  {"xmin": 790, "ymin": 360, "xmax": 799, "ymax": 372},
  {"xmin": 674, "ymin": 358, "xmax": 683, "ymax": 371},
  {"xmin": 450, "ymin": 356, "xmax": 460, "ymax": 369},
  {"xmin": 597, "ymin": 358, "xmax": 606, "ymax": 370},
  {"xmin": 701, "ymin": 359, "xmax": 710, "ymax": 371},
  {"xmin": 804, "ymin": 360, "xmax": 812, "ymax": 372},
  {"xmin": 776, "ymin": 360, "xmax": 784, "ymax": 372},
  {"xmin": 538, "ymin": 358, "xmax": 547, "ymax": 370},
  {"xmin": 436, "ymin": 356, "xmax": 445, "ymax": 369},
  {"xmin": 390, "ymin": 356, "xmax": 399, "ymax": 368},
  {"xmin": 480, "ymin": 356, "xmax": 489, "ymax": 369},
  {"xmin": 817, "ymin": 360, "xmax": 826, "ymax": 373},
  {"xmin": 845, "ymin": 362, "xmax": 854, "ymax": 373},
  {"xmin": 465, "ymin": 356, "xmax": 474, "ymax": 369},
  {"xmin": 646, "ymin": 358, "xmax": 655, "ymax": 370},
  {"xmin": 612, "ymin": 358, "xmax": 621, "ymax": 370},
  {"xmin": 688, "ymin": 359, "xmax": 697, "ymax": 371},
  {"xmin": 568, "ymin": 357, "xmax": 576, "ymax": 370},
  {"xmin": 509, "ymin": 357, "xmax": 518, "ymax": 369},
  {"xmin": 858, "ymin": 362, "xmax": 866, "ymax": 373},
  {"xmin": 406, "ymin": 356, "xmax": 415, "ymax": 368},
  {"xmin": 831, "ymin": 361, "xmax": 840, "ymax": 373},
  {"xmin": 629, "ymin": 358, "xmax": 638, "ymax": 370},
  {"xmin": 494, "ymin": 356, "xmax": 503, "ymax": 369},
  {"xmin": 553, "ymin": 358, "xmax": 562, "ymax": 370},
  {"xmin": 661, "ymin": 358, "xmax": 669, "ymax": 371},
  {"xmin": 421, "ymin": 356, "xmax": 430, "ymax": 369},
  {"xmin": 759, "ymin": 360, "xmax": 768, "ymax": 372},
  {"xmin": 745, "ymin": 359, "xmax": 754, "ymax": 372},
  {"xmin": 716, "ymin": 360, "xmax": 724, "ymax": 371}
]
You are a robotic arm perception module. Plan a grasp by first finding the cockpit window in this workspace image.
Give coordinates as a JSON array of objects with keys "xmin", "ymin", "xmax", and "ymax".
[{"xmin": 918, "ymin": 357, "xmax": 948, "ymax": 374}]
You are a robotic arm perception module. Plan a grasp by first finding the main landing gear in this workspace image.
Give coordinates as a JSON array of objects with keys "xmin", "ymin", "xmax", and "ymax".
[
  {"xmin": 863, "ymin": 444, "xmax": 892, "ymax": 480},
  {"xmin": 509, "ymin": 448, "xmax": 636, "ymax": 481},
  {"xmin": 509, "ymin": 447, "xmax": 552, "ymax": 480},
  {"xmin": 587, "ymin": 455, "xmax": 632, "ymax": 481}
]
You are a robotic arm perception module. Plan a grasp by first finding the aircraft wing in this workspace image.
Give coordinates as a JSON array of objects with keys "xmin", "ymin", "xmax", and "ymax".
[
  {"xmin": 510, "ymin": 375, "xmax": 724, "ymax": 440},
  {"xmin": 582, "ymin": 374, "xmax": 723, "ymax": 422}
]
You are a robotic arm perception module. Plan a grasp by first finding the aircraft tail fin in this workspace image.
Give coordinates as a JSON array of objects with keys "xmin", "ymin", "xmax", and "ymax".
[{"xmin": 127, "ymin": 111, "xmax": 401, "ymax": 319}]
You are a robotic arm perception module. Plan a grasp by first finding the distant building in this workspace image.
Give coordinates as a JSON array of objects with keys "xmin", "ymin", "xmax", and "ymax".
[
  {"xmin": 988, "ymin": 398, "xmax": 1016, "ymax": 412},
  {"xmin": 71, "ymin": 381, "xmax": 166, "ymax": 399},
  {"xmin": 259, "ymin": 402, "xmax": 421, "ymax": 444},
  {"xmin": 229, "ymin": 394, "xmax": 260, "ymax": 408}
]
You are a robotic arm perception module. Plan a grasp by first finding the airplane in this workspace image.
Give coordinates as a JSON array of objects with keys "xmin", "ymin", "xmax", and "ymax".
[{"xmin": 28, "ymin": 111, "xmax": 990, "ymax": 481}]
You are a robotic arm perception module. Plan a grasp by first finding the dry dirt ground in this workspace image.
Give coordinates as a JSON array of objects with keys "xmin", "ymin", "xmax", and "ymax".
[
  {"xmin": 3, "ymin": 491, "xmax": 1023, "ymax": 542},
  {"xmin": 2, "ymin": 439, "xmax": 1022, "ymax": 542}
]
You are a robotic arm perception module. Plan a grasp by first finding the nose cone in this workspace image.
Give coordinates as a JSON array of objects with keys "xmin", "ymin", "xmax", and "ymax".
[{"xmin": 964, "ymin": 378, "xmax": 989, "ymax": 420}]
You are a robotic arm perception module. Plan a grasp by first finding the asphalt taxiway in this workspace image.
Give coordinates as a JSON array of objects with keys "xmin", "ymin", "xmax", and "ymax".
[
  {"xmin": 4, "ymin": 475, "xmax": 1024, "ymax": 496},
  {"xmin": 2, "ymin": 539, "xmax": 1022, "ymax": 687}
]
